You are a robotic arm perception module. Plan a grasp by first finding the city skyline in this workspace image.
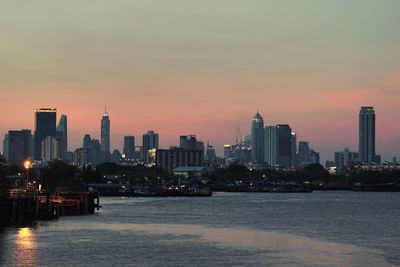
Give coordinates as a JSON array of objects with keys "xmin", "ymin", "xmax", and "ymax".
[
  {"xmin": 0, "ymin": 106, "xmax": 397, "ymax": 163},
  {"xmin": 0, "ymin": 1, "xmax": 400, "ymax": 162}
]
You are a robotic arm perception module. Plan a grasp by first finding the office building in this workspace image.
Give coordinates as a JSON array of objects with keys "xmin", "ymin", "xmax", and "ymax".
[
  {"xmin": 334, "ymin": 148, "xmax": 359, "ymax": 170},
  {"xmin": 101, "ymin": 108, "xmax": 111, "ymax": 161},
  {"xmin": 359, "ymin": 107, "xmax": 375, "ymax": 163},
  {"xmin": 142, "ymin": 130, "xmax": 159, "ymax": 162},
  {"xmin": 41, "ymin": 136, "xmax": 60, "ymax": 162},
  {"xmin": 149, "ymin": 147, "xmax": 204, "ymax": 173},
  {"xmin": 34, "ymin": 108, "xmax": 57, "ymax": 160},
  {"xmin": 276, "ymin": 124, "xmax": 292, "ymax": 168},
  {"xmin": 3, "ymin": 134, "xmax": 9, "ymax": 161},
  {"xmin": 264, "ymin": 126, "xmax": 277, "ymax": 167},
  {"xmin": 298, "ymin": 141, "xmax": 311, "ymax": 165},
  {"xmin": 6, "ymin": 130, "xmax": 33, "ymax": 165},
  {"xmin": 205, "ymin": 142, "xmax": 217, "ymax": 162},
  {"xmin": 251, "ymin": 111, "xmax": 265, "ymax": 162},
  {"xmin": 123, "ymin": 136, "xmax": 135, "ymax": 159},
  {"xmin": 56, "ymin": 114, "xmax": 68, "ymax": 157}
]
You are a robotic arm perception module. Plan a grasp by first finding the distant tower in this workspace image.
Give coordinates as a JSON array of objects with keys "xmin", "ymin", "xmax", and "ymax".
[
  {"xmin": 264, "ymin": 126, "xmax": 277, "ymax": 167},
  {"xmin": 34, "ymin": 108, "xmax": 57, "ymax": 160},
  {"xmin": 142, "ymin": 130, "xmax": 159, "ymax": 162},
  {"xmin": 251, "ymin": 111, "xmax": 265, "ymax": 162},
  {"xmin": 56, "ymin": 114, "xmax": 68, "ymax": 157},
  {"xmin": 359, "ymin": 107, "xmax": 375, "ymax": 163},
  {"xmin": 123, "ymin": 136, "xmax": 135, "ymax": 159},
  {"xmin": 101, "ymin": 107, "xmax": 111, "ymax": 154}
]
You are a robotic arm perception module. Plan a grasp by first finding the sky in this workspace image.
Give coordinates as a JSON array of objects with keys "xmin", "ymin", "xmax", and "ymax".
[{"xmin": 0, "ymin": 0, "xmax": 399, "ymax": 162}]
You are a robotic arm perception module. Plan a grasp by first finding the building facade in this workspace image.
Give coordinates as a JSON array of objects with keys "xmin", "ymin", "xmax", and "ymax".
[
  {"xmin": 101, "ymin": 109, "xmax": 111, "ymax": 161},
  {"xmin": 142, "ymin": 130, "xmax": 159, "ymax": 162},
  {"xmin": 34, "ymin": 108, "xmax": 57, "ymax": 160},
  {"xmin": 359, "ymin": 106, "xmax": 375, "ymax": 163},
  {"xmin": 150, "ymin": 147, "xmax": 204, "ymax": 173},
  {"xmin": 251, "ymin": 112, "xmax": 265, "ymax": 162},
  {"xmin": 56, "ymin": 114, "xmax": 68, "ymax": 158},
  {"xmin": 6, "ymin": 130, "xmax": 33, "ymax": 165},
  {"xmin": 123, "ymin": 136, "xmax": 135, "ymax": 159}
]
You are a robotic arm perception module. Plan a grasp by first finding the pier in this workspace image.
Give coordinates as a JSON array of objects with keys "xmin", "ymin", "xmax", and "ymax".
[{"xmin": 0, "ymin": 186, "xmax": 100, "ymax": 227}]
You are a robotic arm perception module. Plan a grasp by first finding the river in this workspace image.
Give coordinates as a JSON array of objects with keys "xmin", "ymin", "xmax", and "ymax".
[{"xmin": 1, "ymin": 191, "xmax": 399, "ymax": 266}]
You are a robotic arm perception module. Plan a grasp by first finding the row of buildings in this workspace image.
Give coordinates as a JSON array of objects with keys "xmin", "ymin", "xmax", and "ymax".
[
  {"xmin": 3, "ymin": 109, "xmax": 68, "ymax": 165},
  {"xmin": 2, "ymin": 106, "xmax": 385, "ymax": 174},
  {"xmin": 327, "ymin": 107, "xmax": 381, "ymax": 170},
  {"xmin": 226, "ymin": 111, "xmax": 320, "ymax": 169}
]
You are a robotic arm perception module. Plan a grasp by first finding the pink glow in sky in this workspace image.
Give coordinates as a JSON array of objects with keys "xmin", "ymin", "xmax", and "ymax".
[{"xmin": 0, "ymin": 1, "xmax": 399, "ymax": 162}]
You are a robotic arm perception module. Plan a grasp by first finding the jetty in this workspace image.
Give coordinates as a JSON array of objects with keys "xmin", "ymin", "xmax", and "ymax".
[{"xmin": 0, "ymin": 186, "xmax": 100, "ymax": 227}]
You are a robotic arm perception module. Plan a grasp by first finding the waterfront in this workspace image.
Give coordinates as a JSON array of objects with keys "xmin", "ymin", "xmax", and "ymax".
[{"xmin": 1, "ymin": 191, "xmax": 400, "ymax": 266}]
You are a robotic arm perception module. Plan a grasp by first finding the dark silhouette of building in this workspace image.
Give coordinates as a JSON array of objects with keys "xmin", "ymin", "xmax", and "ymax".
[
  {"xmin": 149, "ymin": 147, "xmax": 204, "ymax": 173},
  {"xmin": 298, "ymin": 141, "xmax": 311, "ymax": 165},
  {"xmin": 6, "ymin": 130, "xmax": 33, "ymax": 165},
  {"xmin": 251, "ymin": 111, "xmax": 264, "ymax": 162},
  {"xmin": 276, "ymin": 124, "xmax": 292, "ymax": 168},
  {"xmin": 75, "ymin": 134, "xmax": 101, "ymax": 167},
  {"xmin": 123, "ymin": 136, "xmax": 135, "ymax": 159},
  {"xmin": 359, "ymin": 106, "xmax": 375, "ymax": 163},
  {"xmin": 142, "ymin": 130, "xmax": 159, "ymax": 162},
  {"xmin": 56, "ymin": 114, "xmax": 68, "ymax": 158},
  {"xmin": 101, "ymin": 108, "xmax": 111, "ymax": 162},
  {"xmin": 34, "ymin": 108, "xmax": 57, "ymax": 160}
]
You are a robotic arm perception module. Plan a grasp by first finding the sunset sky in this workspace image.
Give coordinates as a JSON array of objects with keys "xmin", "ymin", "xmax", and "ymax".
[{"xmin": 1, "ymin": 1, "xmax": 399, "ymax": 162}]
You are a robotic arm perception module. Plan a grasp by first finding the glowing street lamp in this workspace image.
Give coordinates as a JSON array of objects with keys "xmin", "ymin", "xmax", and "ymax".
[{"xmin": 23, "ymin": 160, "xmax": 32, "ymax": 186}]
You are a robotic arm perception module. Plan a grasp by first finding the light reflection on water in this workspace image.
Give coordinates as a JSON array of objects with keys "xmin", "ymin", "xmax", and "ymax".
[
  {"xmin": 4, "ymin": 227, "xmax": 38, "ymax": 267},
  {"xmin": 56, "ymin": 221, "xmax": 397, "ymax": 267}
]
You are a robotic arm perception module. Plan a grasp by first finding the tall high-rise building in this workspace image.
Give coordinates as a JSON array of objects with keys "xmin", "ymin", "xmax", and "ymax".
[
  {"xmin": 205, "ymin": 142, "xmax": 217, "ymax": 162},
  {"xmin": 56, "ymin": 114, "xmax": 68, "ymax": 157},
  {"xmin": 34, "ymin": 108, "xmax": 57, "ymax": 160},
  {"xmin": 101, "ymin": 108, "xmax": 110, "ymax": 154},
  {"xmin": 41, "ymin": 136, "xmax": 60, "ymax": 162},
  {"xmin": 359, "ymin": 107, "xmax": 375, "ymax": 163},
  {"xmin": 251, "ymin": 111, "xmax": 265, "ymax": 162},
  {"xmin": 291, "ymin": 132, "xmax": 297, "ymax": 168},
  {"xmin": 179, "ymin": 135, "xmax": 198, "ymax": 150},
  {"xmin": 334, "ymin": 148, "xmax": 359, "ymax": 170},
  {"xmin": 265, "ymin": 125, "xmax": 293, "ymax": 168},
  {"xmin": 3, "ymin": 134, "xmax": 9, "ymax": 161},
  {"xmin": 74, "ymin": 135, "xmax": 102, "ymax": 166},
  {"xmin": 83, "ymin": 134, "xmax": 92, "ymax": 149},
  {"xmin": 6, "ymin": 130, "xmax": 33, "ymax": 165},
  {"xmin": 276, "ymin": 124, "xmax": 292, "ymax": 168},
  {"xmin": 142, "ymin": 130, "xmax": 159, "ymax": 162},
  {"xmin": 264, "ymin": 126, "xmax": 277, "ymax": 167},
  {"xmin": 123, "ymin": 136, "xmax": 135, "ymax": 159},
  {"xmin": 298, "ymin": 141, "xmax": 311, "ymax": 164}
]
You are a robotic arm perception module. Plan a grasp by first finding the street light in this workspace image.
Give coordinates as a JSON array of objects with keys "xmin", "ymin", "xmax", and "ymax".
[{"xmin": 23, "ymin": 159, "xmax": 32, "ymax": 186}]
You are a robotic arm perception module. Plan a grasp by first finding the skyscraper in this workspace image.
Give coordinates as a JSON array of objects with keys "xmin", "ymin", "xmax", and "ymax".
[
  {"xmin": 56, "ymin": 114, "xmax": 68, "ymax": 157},
  {"xmin": 264, "ymin": 126, "xmax": 277, "ymax": 167},
  {"xmin": 101, "ymin": 108, "xmax": 111, "ymax": 161},
  {"xmin": 34, "ymin": 108, "xmax": 57, "ymax": 160},
  {"xmin": 276, "ymin": 124, "xmax": 292, "ymax": 168},
  {"xmin": 123, "ymin": 136, "xmax": 135, "ymax": 159},
  {"xmin": 41, "ymin": 136, "xmax": 60, "ymax": 162},
  {"xmin": 291, "ymin": 132, "xmax": 297, "ymax": 168},
  {"xmin": 180, "ymin": 135, "xmax": 203, "ymax": 151},
  {"xmin": 359, "ymin": 107, "xmax": 375, "ymax": 163},
  {"xmin": 298, "ymin": 141, "xmax": 311, "ymax": 165},
  {"xmin": 3, "ymin": 134, "xmax": 9, "ymax": 161},
  {"xmin": 6, "ymin": 130, "xmax": 33, "ymax": 165},
  {"xmin": 251, "ymin": 111, "xmax": 264, "ymax": 162},
  {"xmin": 142, "ymin": 130, "xmax": 159, "ymax": 162}
]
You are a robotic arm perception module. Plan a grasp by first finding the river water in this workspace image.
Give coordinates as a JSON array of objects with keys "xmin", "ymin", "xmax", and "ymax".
[{"xmin": 1, "ymin": 191, "xmax": 399, "ymax": 266}]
